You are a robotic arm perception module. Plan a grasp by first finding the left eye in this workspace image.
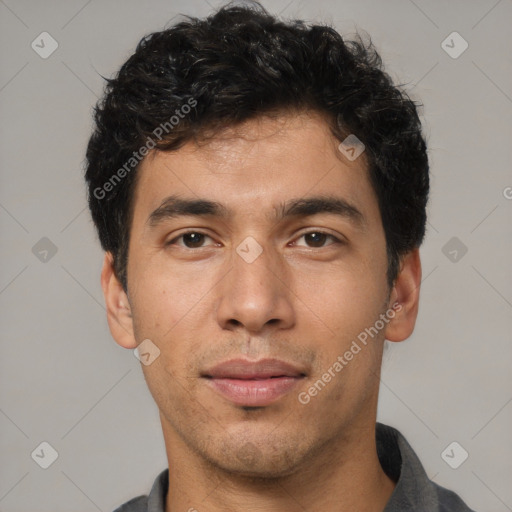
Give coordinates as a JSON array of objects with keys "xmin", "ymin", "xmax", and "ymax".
[{"xmin": 294, "ymin": 231, "xmax": 340, "ymax": 248}]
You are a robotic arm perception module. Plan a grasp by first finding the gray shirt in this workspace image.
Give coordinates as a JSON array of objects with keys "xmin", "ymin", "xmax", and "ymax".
[{"xmin": 113, "ymin": 423, "xmax": 476, "ymax": 512}]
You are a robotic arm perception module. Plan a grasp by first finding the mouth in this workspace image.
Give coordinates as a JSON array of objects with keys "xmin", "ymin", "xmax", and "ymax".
[{"xmin": 202, "ymin": 358, "xmax": 307, "ymax": 407}]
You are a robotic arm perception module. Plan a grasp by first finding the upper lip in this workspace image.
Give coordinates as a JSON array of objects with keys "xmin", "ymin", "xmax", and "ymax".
[{"xmin": 203, "ymin": 358, "xmax": 306, "ymax": 379}]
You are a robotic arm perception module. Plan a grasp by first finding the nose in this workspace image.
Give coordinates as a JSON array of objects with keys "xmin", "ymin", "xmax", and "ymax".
[{"xmin": 216, "ymin": 240, "xmax": 295, "ymax": 334}]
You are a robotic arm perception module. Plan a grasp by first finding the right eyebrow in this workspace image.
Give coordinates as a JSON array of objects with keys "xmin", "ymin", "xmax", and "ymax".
[{"xmin": 147, "ymin": 195, "xmax": 230, "ymax": 227}]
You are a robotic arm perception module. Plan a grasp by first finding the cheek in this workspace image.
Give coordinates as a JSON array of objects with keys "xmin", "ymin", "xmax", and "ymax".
[
  {"xmin": 129, "ymin": 260, "xmax": 218, "ymax": 399},
  {"xmin": 129, "ymin": 256, "xmax": 216, "ymax": 338},
  {"xmin": 298, "ymin": 261, "xmax": 388, "ymax": 343}
]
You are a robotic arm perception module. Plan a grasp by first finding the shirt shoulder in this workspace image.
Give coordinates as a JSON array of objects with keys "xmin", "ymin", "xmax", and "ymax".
[
  {"xmin": 112, "ymin": 495, "xmax": 148, "ymax": 512},
  {"xmin": 112, "ymin": 468, "xmax": 168, "ymax": 512},
  {"xmin": 432, "ymin": 481, "xmax": 477, "ymax": 512},
  {"xmin": 377, "ymin": 423, "xmax": 477, "ymax": 512}
]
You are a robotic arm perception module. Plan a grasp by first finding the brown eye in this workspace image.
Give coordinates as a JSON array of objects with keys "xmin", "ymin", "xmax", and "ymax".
[
  {"xmin": 295, "ymin": 231, "xmax": 340, "ymax": 248},
  {"xmin": 167, "ymin": 232, "xmax": 213, "ymax": 248},
  {"xmin": 181, "ymin": 233, "xmax": 206, "ymax": 248},
  {"xmin": 304, "ymin": 232, "xmax": 329, "ymax": 247}
]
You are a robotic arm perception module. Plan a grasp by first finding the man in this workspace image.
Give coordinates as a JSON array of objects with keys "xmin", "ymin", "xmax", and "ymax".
[{"xmin": 85, "ymin": 2, "xmax": 476, "ymax": 511}]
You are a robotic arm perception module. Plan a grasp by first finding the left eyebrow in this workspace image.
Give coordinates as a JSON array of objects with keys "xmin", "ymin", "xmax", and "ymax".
[
  {"xmin": 146, "ymin": 194, "xmax": 365, "ymax": 229},
  {"xmin": 276, "ymin": 196, "xmax": 365, "ymax": 228}
]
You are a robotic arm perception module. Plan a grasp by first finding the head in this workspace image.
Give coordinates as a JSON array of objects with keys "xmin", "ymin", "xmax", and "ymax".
[{"xmin": 86, "ymin": 2, "xmax": 428, "ymax": 478}]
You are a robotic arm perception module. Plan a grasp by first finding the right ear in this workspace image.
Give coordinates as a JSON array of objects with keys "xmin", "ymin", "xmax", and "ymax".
[{"xmin": 100, "ymin": 252, "xmax": 137, "ymax": 349}]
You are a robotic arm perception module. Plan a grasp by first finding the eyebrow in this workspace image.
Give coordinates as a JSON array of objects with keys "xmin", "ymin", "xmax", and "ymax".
[{"xmin": 147, "ymin": 194, "xmax": 365, "ymax": 228}]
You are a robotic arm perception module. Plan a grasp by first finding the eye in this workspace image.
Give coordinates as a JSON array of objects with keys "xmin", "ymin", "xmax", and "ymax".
[
  {"xmin": 294, "ymin": 231, "xmax": 342, "ymax": 248},
  {"xmin": 166, "ymin": 231, "xmax": 215, "ymax": 249}
]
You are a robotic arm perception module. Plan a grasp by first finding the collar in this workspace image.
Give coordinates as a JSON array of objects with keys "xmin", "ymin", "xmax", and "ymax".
[{"xmin": 135, "ymin": 423, "xmax": 473, "ymax": 512}]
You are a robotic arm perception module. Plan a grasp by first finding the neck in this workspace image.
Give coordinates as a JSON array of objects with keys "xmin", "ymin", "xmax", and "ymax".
[{"xmin": 163, "ymin": 420, "xmax": 395, "ymax": 512}]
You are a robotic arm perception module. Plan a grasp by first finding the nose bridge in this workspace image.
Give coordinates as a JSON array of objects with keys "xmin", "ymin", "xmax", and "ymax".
[
  {"xmin": 234, "ymin": 238, "xmax": 278, "ymax": 295},
  {"xmin": 216, "ymin": 237, "xmax": 294, "ymax": 332}
]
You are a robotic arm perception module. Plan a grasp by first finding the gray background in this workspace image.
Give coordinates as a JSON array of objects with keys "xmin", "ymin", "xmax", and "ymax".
[{"xmin": 0, "ymin": 0, "xmax": 511, "ymax": 511}]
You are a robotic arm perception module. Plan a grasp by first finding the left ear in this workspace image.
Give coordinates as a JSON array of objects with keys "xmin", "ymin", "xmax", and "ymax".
[{"xmin": 384, "ymin": 248, "xmax": 422, "ymax": 342}]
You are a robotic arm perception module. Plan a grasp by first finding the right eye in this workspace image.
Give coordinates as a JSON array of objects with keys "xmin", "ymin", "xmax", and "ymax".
[{"xmin": 166, "ymin": 231, "xmax": 216, "ymax": 249}]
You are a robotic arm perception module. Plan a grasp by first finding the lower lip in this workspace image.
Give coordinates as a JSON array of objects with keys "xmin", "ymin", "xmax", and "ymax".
[{"xmin": 206, "ymin": 377, "xmax": 302, "ymax": 406}]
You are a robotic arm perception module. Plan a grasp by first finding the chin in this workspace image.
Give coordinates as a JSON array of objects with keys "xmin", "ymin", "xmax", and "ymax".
[
  {"xmin": 216, "ymin": 457, "xmax": 301, "ymax": 480},
  {"xmin": 206, "ymin": 434, "xmax": 312, "ymax": 479}
]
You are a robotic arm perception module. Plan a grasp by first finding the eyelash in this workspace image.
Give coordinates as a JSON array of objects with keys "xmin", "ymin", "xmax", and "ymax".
[{"xmin": 166, "ymin": 230, "xmax": 343, "ymax": 249}]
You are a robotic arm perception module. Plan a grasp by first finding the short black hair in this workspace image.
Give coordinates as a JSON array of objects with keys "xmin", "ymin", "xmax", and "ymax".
[{"xmin": 85, "ymin": 1, "xmax": 429, "ymax": 292}]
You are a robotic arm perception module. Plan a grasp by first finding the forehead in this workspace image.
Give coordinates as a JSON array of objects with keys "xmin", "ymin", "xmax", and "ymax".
[{"xmin": 132, "ymin": 111, "xmax": 378, "ymax": 224}]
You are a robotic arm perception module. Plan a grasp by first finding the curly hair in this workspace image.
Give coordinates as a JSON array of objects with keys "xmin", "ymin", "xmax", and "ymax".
[{"xmin": 85, "ymin": 1, "xmax": 429, "ymax": 292}]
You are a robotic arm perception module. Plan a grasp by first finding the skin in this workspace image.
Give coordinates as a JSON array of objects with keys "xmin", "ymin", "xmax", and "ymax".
[{"xmin": 101, "ymin": 111, "xmax": 421, "ymax": 512}]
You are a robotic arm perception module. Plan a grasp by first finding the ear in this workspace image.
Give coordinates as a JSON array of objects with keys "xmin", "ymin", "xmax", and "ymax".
[
  {"xmin": 384, "ymin": 248, "xmax": 422, "ymax": 343},
  {"xmin": 100, "ymin": 252, "xmax": 137, "ymax": 349}
]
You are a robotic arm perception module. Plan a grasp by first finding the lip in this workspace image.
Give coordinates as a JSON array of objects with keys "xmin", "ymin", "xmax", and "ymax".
[{"xmin": 202, "ymin": 358, "xmax": 306, "ymax": 407}]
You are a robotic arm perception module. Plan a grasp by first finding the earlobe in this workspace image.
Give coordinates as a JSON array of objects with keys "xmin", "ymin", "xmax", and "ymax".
[
  {"xmin": 101, "ymin": 252, "xmax": 137, "ymax": 349},
  {"xmin": 384, "ymin": 249, "xmax": 422, "ymax": 343}
]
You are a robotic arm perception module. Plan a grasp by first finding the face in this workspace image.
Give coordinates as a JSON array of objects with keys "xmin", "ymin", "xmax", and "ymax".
[{"xmin": 112, "ymin": 111, "xmax": 401, "ymax": 478}]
